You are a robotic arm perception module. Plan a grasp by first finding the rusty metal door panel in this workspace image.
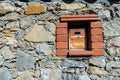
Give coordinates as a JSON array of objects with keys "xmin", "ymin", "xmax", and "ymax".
[{"xmin": 69, "ymin": 28, "xmax": 85, "ymax": 49}]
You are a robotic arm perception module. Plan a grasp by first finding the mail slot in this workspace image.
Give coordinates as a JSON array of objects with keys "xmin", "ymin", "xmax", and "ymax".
[{"xmin": 69, "ymin": 28, "xmax": 86, "ymax": 49}]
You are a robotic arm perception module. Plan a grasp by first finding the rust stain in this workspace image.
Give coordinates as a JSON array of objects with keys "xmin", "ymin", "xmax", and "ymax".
[{"xmin": 25, "ymin": 5, "xmax": 44, "ymax": 14}]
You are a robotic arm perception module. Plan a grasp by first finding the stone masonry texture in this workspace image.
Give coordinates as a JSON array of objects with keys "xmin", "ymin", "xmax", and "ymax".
[{"xmin": 0, "ymin": 0, "xmax": 119, "ymax": 80}]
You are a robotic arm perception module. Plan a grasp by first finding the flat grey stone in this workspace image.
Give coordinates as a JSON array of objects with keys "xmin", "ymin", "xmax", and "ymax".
[
  {"xmin": 99, "ymin": 9, "xmax": 111, "ymax": 20},
  {"xmin": 63, "ymin": 73, "xmax": 79, "ymax": 80},
  {"xmin": 35, "ymin": 43, "xmax": 53, "ymax": 56},
  {"xmin": 0, "ymin": 67, "xmax": 12, "ymax": 80},
  {"xmin": 24, "ymin": 24, "xmax": 55, "ymax": 42},
  {"xmin": 79, "ymin": 75, "xmax": 91, "ymax": 80},
  {"xmin": 61, "ymin": 59, "xmax": 87, "ymax": 69},
  {"xmin": 0, "ymin": 55, "xmax": 4, "ymax": 66},
  {"xmin": 41, "ymin": 68, "xmax": 62, "ymax": 80},
  {"xmin": 89, "ymin": 66, "xmax": 108, "ymax": 76},
  {"xmin": 39, "ymin": 59, "xmax": 56, "ymax": 68},
  {"xmin": 15, "ymin": 29, "xmax": 25, "ymax": 40},
  {"xmin": 2, "ymin": 12, "xmax": 19, "ymax": 21},
  {"xmin": 45, "ymin": 22, "xmax": 56, "ymax": 35},
  {"xmin": 106, "ymin": 47, "xmax": 116, "ymax": 56},
  {"xmin": 0, "ymin": 2, "xmax": 15, "ymax": 15},
  {"xmin": 89, "ymin": 75, "xmax": 101, "ymax": 80},
  {"xmin": 102, "ymin": 20, "xmax": 120, "ymax": 36},
  {"xmin": 14, "ymin": 1, "xmax": 27, "ymax": 10},
  {"xmin": 61, "ymin": 2, "xmax": 86, "ymax": 10},
  {"xmin": 106, "ymin": 61, "xmax": 120, "ymax": 70},
  {"xmin": 109, "ymin": 36, "xmax": 120, "ymax": 47},
  {"xmin": 15, "ymin": 70, "xmax": 34, "ymax": 80},
  {"xmin": 20, "ymin": 17, "xmax": 34, "ymax": 29},
  {"xmin": 5, "ymin": 21, "xmax": 19, "ymax": 29},
  {"xmin": 112, "ymin": 77, "xmax": 120, "ymax": 80},
  {"xmin": 63, "ymin": 73, "xmax": 90, "ymax": 80},
  {"xmin": 16, "ymin": 50, "xmax": 35, "ymax": 71},
  {"xmin": 109, "ymin": 69, "xmax": 120, "ymax": 76},
  {"xmin": 0, "ymin": 46, "xmax": 15, "ymax": 59},
  {"xmin": 89, "ymin": 56, "xmax": 106, "ymax": 68}
]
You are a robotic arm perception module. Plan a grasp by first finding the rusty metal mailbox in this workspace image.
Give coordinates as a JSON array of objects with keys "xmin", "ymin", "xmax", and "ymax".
[{"xmin": 69, "ymin": 28, "xmax": 85, "ymax": 49}]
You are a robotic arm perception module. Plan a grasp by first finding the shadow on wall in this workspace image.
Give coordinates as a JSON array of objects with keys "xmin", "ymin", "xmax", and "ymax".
[
  {"xmin": 84, "ymin": 0, "xmax": 97, "ymax": 3},
  {"xmin": 108, "ymin": 0, "xmax": 120, "ymax": 2},
  {"xmin": 19, "ymin": 0, "xmax": 120, "ymax": 4},
  {"xmin": 41, "ymin": 0, "xmax": 51, "ymax": 2},
  {"xmin": 20, "ymin": 0, "xmax": 29, "ymax": 2},
  {"xmin": 62, "ymin": 0, "xmax": 74, "ymax": 3}
]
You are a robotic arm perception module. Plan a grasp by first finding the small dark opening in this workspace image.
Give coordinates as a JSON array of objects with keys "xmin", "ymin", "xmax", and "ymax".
[
  {"xmin": 75, "ymin": 32, "xmax": 80, "ymax": 34},
  {"xmin": 68, "ymin": 22, "xmax": 91, "ymax": 50}
]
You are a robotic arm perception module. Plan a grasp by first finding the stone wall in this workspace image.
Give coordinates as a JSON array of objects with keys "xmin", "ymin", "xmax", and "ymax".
[{"xmin": 0, "ymin": 0, "xmax": 120, "ymax": 80}]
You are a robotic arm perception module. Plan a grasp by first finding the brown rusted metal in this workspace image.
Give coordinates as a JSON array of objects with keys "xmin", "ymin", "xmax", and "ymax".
[{"xmin": 69, "ymin": 28, "xmax": 85, "ymax": 49}]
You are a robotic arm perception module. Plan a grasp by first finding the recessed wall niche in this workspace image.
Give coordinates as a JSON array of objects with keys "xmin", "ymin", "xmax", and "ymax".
[{"xmin": 56, "ymin": 15, "xmax": 104, "ymax": 56}]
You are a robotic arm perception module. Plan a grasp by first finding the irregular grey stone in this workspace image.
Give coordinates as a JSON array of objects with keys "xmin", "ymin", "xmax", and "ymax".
[
  {"xmin": 104, "ymin": 30, "xmax": 120, "ymax": 37},
  {"xmin": 61, "ymin": 59, "xmax": 87, "ymax": 69},
  {"xmin": 15, "ymin": 29, "xmax": 25, "ymax": 40},
  {"xmin": 97, "ymin": 76, "xmax": 113, "ymax": 80},
  {"xmin": 45, "ymin": 22, "xmax": 56, "ymax": 35},
  {"xmin": 24, "ymin": 24, "xmax": 55, "ymax": 42},
  {"xmin": 16, "ymin": 50, "xmax": 35, "ymax": 71},
  {"xmin": 35, "ymin": 43, "xmax": 53, "ymax": 56},
  {"xmin": 96, "ymin": 0, "xmax": 110, "ymax": 4},
  {"xmin": 41, "ymin": 68, "xmax": 62, "ymax": 80},
  {"xmin": 106, "ymin": 47, "xmax": 117, "ymax": 56},
  {"xmin": 88, "ymin": 3, "xmax": 104, "ymax": 10},
  {"xmin": 116, "ymin": 48, "xmax": 120, "ymax": 56},
  {"xmin": 0, "ymin": 21, "xmax": 4, "ymax": 28},
  {"xmin": 37, "ymin": 12, "xmax": 56, "ymax": 20},
  {"xmin": 89, "ymin": 75, "xmax": 101, "ymax": 80},
  {"xmin": 15, "ymin": 70, "xmax": 34, "ymax": 80},
  {"xmin": 109, "ymin": 36, "xmax": 120, "ymax": 47},
  {"xmin": 0, "ymin": 67, "xmax": 12, "ymax": 80},
  {"xmin": 39, "ymin": 60, "xmax": 56, "ymax": 68},
  {"xmin": 77, "ymin": 8, "xmax": 97, "ymax": 14},
  {"xmin": 20, "ymin": 17, "xmax": 34, "ymax": 29},
  {"xmin": 109, "ymin": 69, "xmax": 120, "ymax": 76},
  {"xmin": 34, "ymin": 70, "xmax": 40, "ymax": 78},
  {"xmin": 0, "ymin": 37, "xmax": 7, "ymax": 45},
  {"xmin": 63, "ymin": 73, "xmax": 79, "ymax": 80},
  {"xmin": 0, "ymin": 2, "xmax": 15, "ymax": 15},
  {"xmin": 89, "ymin": 56, "xmax": 106, "ymax": 68},
  {"xmin": 5, "ymin": 37, "xmax": 17, "ymax": 45},
  {"xmin": 37, "ymin": 21, "xmax": 45, "ymax": 25},
  {"xmin": 98, "ymin": 9, "xmax": 111, "ymax": 20},
  {"xmin": 0, "ymin": 46, "xmax": 15, "ymax": 59},
  {"xmin": 0, "ymin": 54, "xmax": 4, "ymax": 66},
  {"xmin": 61, "ymin": 2, "xmax": 86, "ymax": 10},
  {"xmin": 57, "ymin": 10, "xmax": 73, "ymax": 15},
  {"xmin": 89, "ymin": 66, "xmax": 108, "ymax": 76},
  {"xmin": 5, "ymin": 21, "xmax": 19, "ymax": 29},
  {"xmin": 102, "ymin": 20, "xmax": 120, "ymax": 36},
  {"xmin": 4, "ymin": 61, "xmax": 16, "ymax": 69},
  {"xmin": 63, "ymin": 68, "xmax": 75, "ymax": 73},
  {"xmin": 15, "ymin": 7, "xmax": 24, "ymax": 14},
  {"xmin": 2, "ymin": 12, "xmax": 19, "ymax": 21},
  {"xmin": 14, "ymin": 1, "xmax": 27, "ymax": 10},
  {"xmin": 63, "ymin": 73, "xmax": 90, "ymax": 80},
  {"xmin": 79, "ymin": 75, "xmax": 91, "ymax": 80},
  {"xmin": 106, "ymin": 61, "xmax": 120, "ymax": 70},
  {"xmin": 112, "ymin": 77, "xmax": 120, "ymax": 80}
]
